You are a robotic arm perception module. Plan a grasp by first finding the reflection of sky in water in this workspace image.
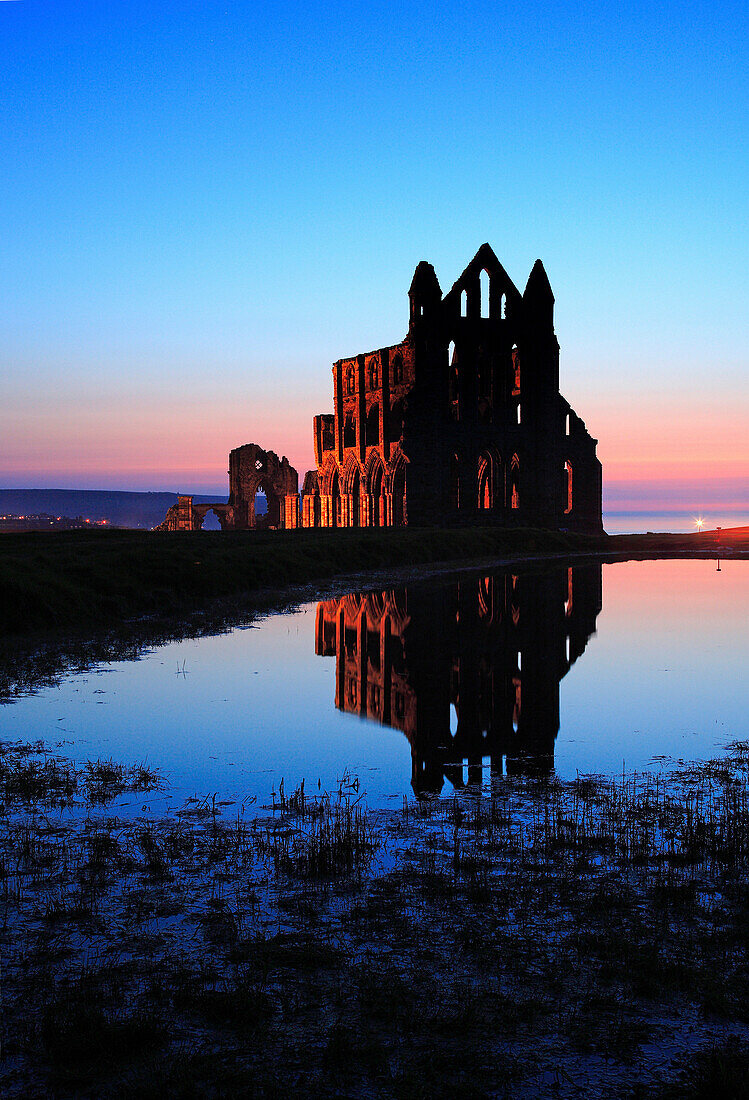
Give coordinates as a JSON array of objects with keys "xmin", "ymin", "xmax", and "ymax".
[
  {"xmin": 557, "ymin": 558, "xmax": 749, "ymax": 776},
  {"xmin": 1, "ymin": 559, "xmax": 748, "ymax": 808}
]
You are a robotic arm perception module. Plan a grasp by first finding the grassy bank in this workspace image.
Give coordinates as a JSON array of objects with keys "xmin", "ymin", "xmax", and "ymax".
[
  {"xmin": 2, "ymin": 523, "xmax": 742, "ymax": 639},
  {"xmin": 3, "ymin": 739, "xmax": 749, "ymax": 1097},
  {"xmin": 0, "ymin": 526, "xmax": 607, "ymax": 637}
]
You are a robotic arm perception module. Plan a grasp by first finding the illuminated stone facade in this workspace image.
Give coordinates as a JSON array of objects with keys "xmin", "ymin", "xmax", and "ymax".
[
  {"xmin": 155, "ymin": 443, "xmax": 298, "ymax": 531},
  {"xmin": 302, "ymin": 244, "xmax": 602, "ymax": 532}
]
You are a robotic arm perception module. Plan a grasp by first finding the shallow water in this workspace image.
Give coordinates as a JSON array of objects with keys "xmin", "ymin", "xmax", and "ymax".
[{"xmin": 1, "ymin": 558, "xmax": 747, "ymax": 809}]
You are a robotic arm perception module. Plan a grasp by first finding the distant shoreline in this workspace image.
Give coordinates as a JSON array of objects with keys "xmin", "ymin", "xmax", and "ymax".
[{"xmin": 1, "ymin": 525, "xmax": 746, "ymax": 641}]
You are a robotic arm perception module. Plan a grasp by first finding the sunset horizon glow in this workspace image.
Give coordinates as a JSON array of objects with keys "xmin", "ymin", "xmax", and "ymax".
[{"xmin": 2, "ymin": 1, "xmax": 747, "ymax": 523}]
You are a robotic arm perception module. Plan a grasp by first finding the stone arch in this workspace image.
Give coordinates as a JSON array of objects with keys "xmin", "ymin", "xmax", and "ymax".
[
  {"xmin": 301, "ymin": 469, "xmax": 321, "ymax": 528},
  {"xmin": 480, "ymin": 268, "xmax": 490, "ymax": 318},
  {"xmin": 319, "ymin": 455, "xmax": 341, "ymax": 528},
  {"xmin": 342, "ymin": 455, "xmax": 364, "ymax": 527},
  {"xmin": 192, "ymin": 503, "xmax": 234, "ymax": 531},
  {"xmin": 330, "ymin": 467, "xmax": 341, "ymax": 527},
  {"xmin": 365, "ymin": 451, "xmax": 386, "ymax": 527},
  {"xmin": 389, "ymin": 455, "xmax": 407, "ymax": 527},
  {"xmin": 228, "ymin": 443, "xmax": 298, "ymax": 529},
  {"xmin": 477, "ymin": 447, "xmax": 502, "ymax": 512},
  {"xmin": 319, "ymin": 454, "xmax": 339, "ymax": 496},
  {"xmin": 510, "ymin": 452, "xmax": 520, "ymax": 510}
]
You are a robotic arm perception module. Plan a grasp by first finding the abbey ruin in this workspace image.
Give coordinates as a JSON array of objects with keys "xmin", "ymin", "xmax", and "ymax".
[{"xmin": 158, "ymin": 244, "xmax": 602, "ymax": 533}]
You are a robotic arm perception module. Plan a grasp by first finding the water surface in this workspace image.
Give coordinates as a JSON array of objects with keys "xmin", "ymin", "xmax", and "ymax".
[{"xmin": 1, "ymin": 558, "xmax": 747, "ymax": 809}]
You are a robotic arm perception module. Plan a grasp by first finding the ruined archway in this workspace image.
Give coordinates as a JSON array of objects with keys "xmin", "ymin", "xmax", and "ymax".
[
  {"xmin": 366, "ymin": 452, "xmax": 386, "ymax": 527},
  {"xmin": 228, "ymin": 443, "xmax": 299, "ymax": 529},
  {"xmin": 342, "ymin": 457, "xmax": 363, "ymax": 527},
  {"xmin": 390, "ymin": 458, "xmax": 407, "ymax": 526},
  {"xmin": 477, "ymin": 448, "xmax": 502, "ymax": 512}
]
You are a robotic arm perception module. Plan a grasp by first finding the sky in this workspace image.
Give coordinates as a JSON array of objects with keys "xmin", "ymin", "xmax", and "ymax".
[{"xmin": 1, "ymin": 0, "xmax": 747, "ymax": 518}]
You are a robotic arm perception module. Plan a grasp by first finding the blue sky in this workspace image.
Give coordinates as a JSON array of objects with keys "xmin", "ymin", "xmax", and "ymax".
[{"xmin": 1, "ymin": 0, "xmax": 747, "ymax": 505}]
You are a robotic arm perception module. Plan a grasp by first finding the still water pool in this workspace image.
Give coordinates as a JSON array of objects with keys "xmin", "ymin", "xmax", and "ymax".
[{"xmin": 2, "ymin": 558, "xmax": 747, "ymax": 810}]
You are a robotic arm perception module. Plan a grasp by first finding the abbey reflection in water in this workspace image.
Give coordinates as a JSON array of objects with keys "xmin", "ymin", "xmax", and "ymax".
[{"xmin": 315, "ymin": 565, "xmax": 602, "ymax": 795}]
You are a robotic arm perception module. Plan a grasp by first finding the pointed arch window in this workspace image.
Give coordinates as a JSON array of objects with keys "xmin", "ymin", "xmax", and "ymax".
[
  {"xmin": 512, "ymin": 345, "xmax": 521, "ymax": 395},
  {"xmin": 366, "ymin": 404, "xmax": 380, "ymax": 446},
  {"xmin": 346, "ymin": 367, "xmax": 356, "ymax": 395},
  {"xmin": 480, "ymin": 269, "xmax": 490, "ymax": 318},
  {"xmin": 448, "ymin": 341, "xmax": 459, "ymax": 421},
  {"xmin": 477, "ymin": 451, "xmax": 496, "ymax": 511},
  {"xmin": 510, "ymin": 453, "xmax": 520, "ymax": 510},
  {"xmin": 564, "ymin": 461, "xmax": 573, "ymax": 514}
]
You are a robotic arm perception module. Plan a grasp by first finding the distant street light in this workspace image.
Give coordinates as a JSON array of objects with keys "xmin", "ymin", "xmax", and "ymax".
[{"xmin": 695, "ymin": 516, "xmax": 705, "ymax": 533}]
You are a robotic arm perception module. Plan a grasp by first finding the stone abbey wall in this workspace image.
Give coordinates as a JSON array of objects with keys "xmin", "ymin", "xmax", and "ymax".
[
  {"xmin": 300, "ymin": 243, "xmax": 602, "ymax": 533},
  {"xmin": 155, "ymin": 444, "xmax": 298, "ymax": 531},
  {"xmin": 157, "ymin": 243, "xmax": 602, "ymax": 535}
]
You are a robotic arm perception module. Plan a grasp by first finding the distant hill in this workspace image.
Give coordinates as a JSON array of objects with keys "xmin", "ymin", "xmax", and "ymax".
[{"xmin": 0, "ymin": 490, "xmax": 226, "ymax": 530}]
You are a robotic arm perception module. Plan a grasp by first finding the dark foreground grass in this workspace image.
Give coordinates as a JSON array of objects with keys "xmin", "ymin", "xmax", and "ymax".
[
  {"xmin": 2, "ymin": 523, "xmax": 744, "ymax": 641},
  {"xmin": 0, "ymin": 525, "xmax": 608, "ymax": 637},
  {"xmin": 3, "ymin": 740, "xmax": 749, "ymax": 1097}
]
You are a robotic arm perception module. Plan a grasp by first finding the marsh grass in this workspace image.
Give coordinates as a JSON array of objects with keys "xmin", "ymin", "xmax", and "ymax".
[{"xmin": 4, "ymin": 744, "xmax": 749, "ymax": 1097}]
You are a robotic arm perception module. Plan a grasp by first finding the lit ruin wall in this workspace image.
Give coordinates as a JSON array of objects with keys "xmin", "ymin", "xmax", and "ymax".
[
  {"xmin": 300, "ymin": 243, "xmax": 603, "ymax": 533},
  {"xmin": 155, "ymin": 444, "xmax": 299, "ymax": 531}
]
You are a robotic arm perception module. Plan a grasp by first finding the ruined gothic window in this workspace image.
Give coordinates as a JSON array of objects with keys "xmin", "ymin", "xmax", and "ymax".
[
  {"xmin": 512, "ymin": 346, "xmax": 521, "ymax": 395},
  {"xmin": 343, "ymin": 415, "xmax": 356, "ymax": 449},
  {"xmin": 516, "ymin": 403, "xmax": 521, "ymax": 425},
  {"xmin": 565, "ymin": 412, "xmax": 571, "ymax": 436},
  {"xmin": 389, "ymin": 400, "xmax": 405, "ymax": 443},
  {"xmin": 368, "ymin": 361, "xmax": 379, "ymax": 389},
  {"xmin": 480, "ymin": 269, "xmax": 490, "ymax": 318},
  {"xmin": 346, "ymin": 367, "xmax": 355, "ymax": 395},
  {"xmin": 511, "ymin": 453, "xmax": 520, "ymax": 509},
  {"xmin": 460, "ymin": 289, "xmax": 468, "ymax": 318},
  {"xmin": 500, "ymin": 292, "xmax": 507, "ymax": 320},
  {"xmin": 449, "ymin": 366, "xmax": 460, "ymax": 421},
  {"xmin": 448, "ymin": 341, "xmax": 459, "ymax": 421},
  {"xmin": 477, "ymin": 452, "xmax": 494, "ymax": 510},
  {"xmin": 392, "ymin": 354, "xmax": 403, "ymax": 385},
  {"xmin": 564, "ymin": 461, "xmax": 573, "ymax": 514},
  {"xmin": 366, "ymin": 404, "xmax": 380, "ymax": 447}
]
